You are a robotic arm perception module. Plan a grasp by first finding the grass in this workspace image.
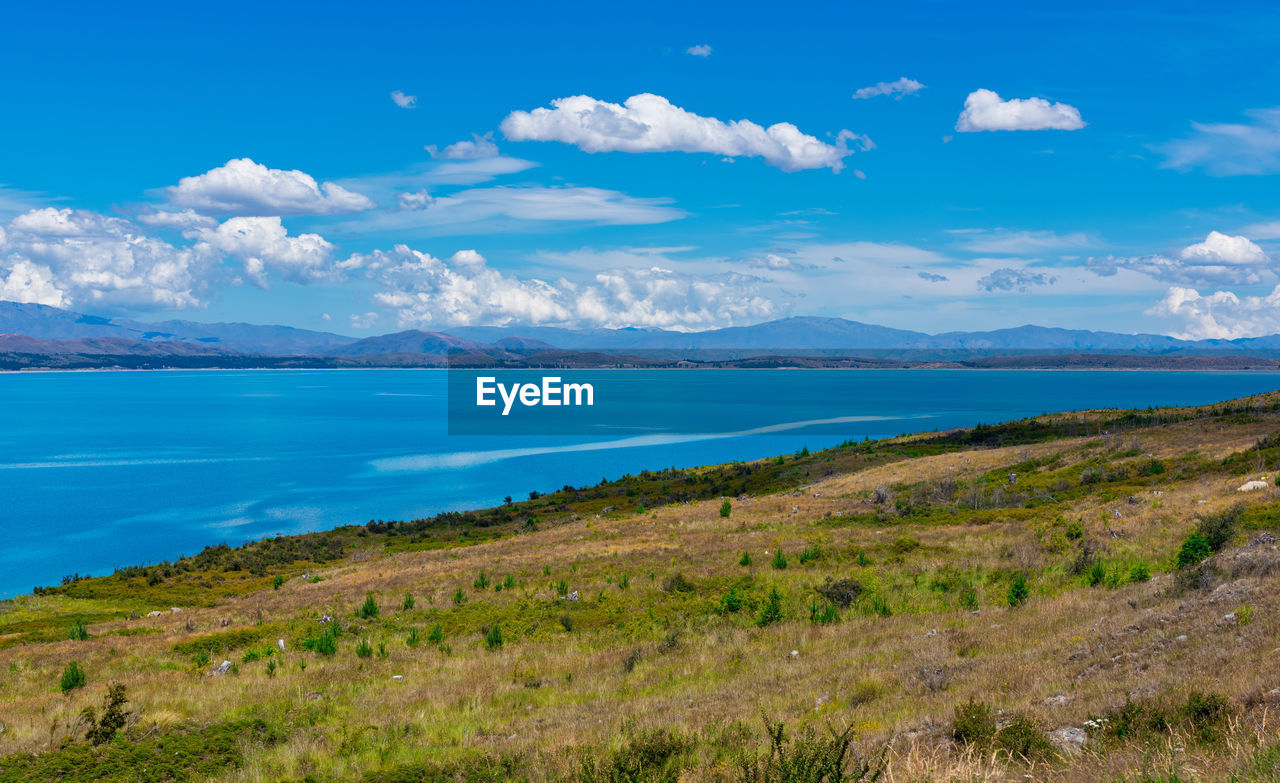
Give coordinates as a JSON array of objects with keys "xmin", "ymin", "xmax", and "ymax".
[{"xmin": 4, "ymin": 392, "xmax": 1280, "ymax": 780}]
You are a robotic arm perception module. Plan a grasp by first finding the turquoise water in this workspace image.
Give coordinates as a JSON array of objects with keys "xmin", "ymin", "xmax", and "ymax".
[{"xmin": 1, "ymin": 368, "xmax": 1277, "ymax": 597}]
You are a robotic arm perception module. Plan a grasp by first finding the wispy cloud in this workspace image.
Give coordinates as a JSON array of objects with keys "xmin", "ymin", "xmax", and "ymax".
[
  {"xmin": 1156, "ymin": 108, "xmax": 1280, "ymax": 176},
  {"xmin": 390, "ymin": 90, "xmax": 417, "ymax": 109},
  {"xmin": 685, "ymin": 44, "xmax": 712, "ymax": 57},
  {"xmin": 852, "ymin": 77, "xmax": 924, "ymax": 100}
]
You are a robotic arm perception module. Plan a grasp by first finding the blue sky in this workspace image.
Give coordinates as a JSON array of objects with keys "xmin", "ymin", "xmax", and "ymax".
[{"xmin": 2, "ymin": 1, "xmax": 1280, "ymax": 338}]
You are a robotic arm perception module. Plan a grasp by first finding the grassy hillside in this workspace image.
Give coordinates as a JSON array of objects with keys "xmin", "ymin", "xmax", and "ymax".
[{"xmin": 3, "ymin": 394, "xmax": 1280, "ymax": 781}]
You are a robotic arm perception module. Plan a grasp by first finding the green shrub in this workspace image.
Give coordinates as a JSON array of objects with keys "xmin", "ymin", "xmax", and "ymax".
[
  {"xmin": 815, "ymin": 577, "xmax": 863, "ymax": 608},
  {"xmin": 890, "ymin": 536, "xmax": 920, "ymax": 555},
  {"xmin": 484, "ymin": 624, "xmax": 504, "ymax": 651},
  {"xmin": 756, "ymin": 587, "xmax": 784, "ymax": 627},
  {"xmin": 426, "ymin": 623, "xmax": 444, "ymax": 644},
  {"xmin": 621, "ymin": 648, "xmax": 642, "ymax": 674},
  {"xmin": 272, "ymin": 575, "xmax": 284, "ymax": 590},
  {"xmin": 502, "ymin": 574, "xmax": 516, "ymax": 590},
  {"xmin": 720, "ymin": 499, "xmax": 732, "ymax": 518},
  {"xmin": 1139, "ymin": 458, "xmax": 1165, "ymax": 476},
  {"xmin": 301, "ymin": 622, "xmax": 340, "ymax": 655},
  {"xmin": 717, "ymin": 586, "xmax": 745, "ymax": 615},
  {"xmin": 738, "ymin": 720, "xmax": 884, "ymax": 782},
  {"xmin": 357, "ymin": 593, "xmax": 379, "ymax": 619},
  {"xmin": 355, "ymin": 638, "xmax": 373, "ymax": 658},
  {"xmin": 453, "ymin": 588, "xmax": 467, "ymax": 606},
  {"xmin": 60, "ymin": 661, "xmax": 86, "ymax": 693},
  {"xmin": 739, "ymin": 551, "xmax": 752, "ymax": 567},
  {"xmin": 770, "ymin": 550, "xmax": 788, "ymax": 570},
  {"xmin": 576, "ymin": 727, "xmax": 690, "ymax": 782},
  {"xmin": 798, "ymin": 544, "xmax": 822, "ymax": 564},
  {"xmin": 68, "ymin": 619, "xmax": 90, "ymax": 641},
  {"xmin": 952, "ymin": 698, "xmax": 996, "ymax": 746},
  {"xmin": 559, "ymin": 614, "xmax": 575, "ymax": 632},
  {"xmin": 406, "ymin": 627, "xmax": 421, "ymax": 647},
  {"xmin": 474, "ymin": 572, "xmax": 491, "ymax": 590},
  {"xmin": 1176, "ymin": 534, "xmax": 1212, "ymax": 569},
  {"xmin": 1064, "ymin": 521, "xmax": 1085, "ymax": 540},
  {"xmin": 1007, "ymin": 572, "xmax": 1030, "ymax": 607},
  {"xmin": 995, "ymin": 716, "xmax": 1055, "ymax": 761},
  {"xmin": 661, "ymin": 572, "xmax": 695, "ymax": 593},
  {"xmin": 83, "ymin": 683, "xmax": 129, "ymax": 745},
  {"xmin": 1129, "ymin": 563, "xmax": 1151, "ymax": 582},
  {"xmin": 1088, "ymin": 559, "xmax": 1107, "ymax": 587},
  {"xmin": 401, "ymin": 592, "xmax": 415, "ymax": 611},
  {"xmin": 808, "ymin": 602, "xmax": 839, "ymax": 625}
]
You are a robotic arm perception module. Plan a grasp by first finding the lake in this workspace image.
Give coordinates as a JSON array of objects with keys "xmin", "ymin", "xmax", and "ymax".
[{"xmin": 2, "ymin": 368, "xmax": 1277, "ymax": 597}]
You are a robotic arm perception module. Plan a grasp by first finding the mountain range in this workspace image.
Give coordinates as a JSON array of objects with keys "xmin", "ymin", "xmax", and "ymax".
[{"xmin": 3, "ymin": 300, "xmax": 1279, "ymax": 359}]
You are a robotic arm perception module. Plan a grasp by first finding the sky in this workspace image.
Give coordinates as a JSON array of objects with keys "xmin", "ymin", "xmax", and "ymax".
[{"xmin": 2, "ymin": 1, "xmax": 1280, "ymax": 339}]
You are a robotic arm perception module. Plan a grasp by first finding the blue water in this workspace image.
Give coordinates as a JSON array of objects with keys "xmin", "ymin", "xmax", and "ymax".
[{"xmin": 1, "ymin": 368, "xmax": 1277, "ymax": 597}]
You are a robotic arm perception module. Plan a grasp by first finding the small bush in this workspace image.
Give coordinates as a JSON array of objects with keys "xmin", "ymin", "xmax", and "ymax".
[
  {"xmin": 1129, "ymin": 563, "xmax": 1151, "ymax": 582},
  {"xmin": 814, "ymin": 577, "xmax": 863, "ymax": 608},
  {"xmin": 756, "ymin": 587, "xmax": 784, "ymax": 627},
  {"xmin": 952, "ymin": 698, "xmax": 996, "ymax": 746},
  {"xmin": 60, "ymin": 661, "xmax": 86, "ymax": 693},
  {"xmin": 661, "ymin": 572, "xmax": 695, "ymax": 594},
  {"xmin": 1007, "ymin": 572, "xmax": 1030, "ymax": 607},
  {"xmin": 357, "ymin": 593, "xmax": 379, "ymax": 619},
  {"xmin": 355, "ymin": 638, "xmax": 373, "ymax": 658},
  {"xmin": 1176, "ymin": 534, "xmax": 1213, "ymax": 569},
  {"xmin": 301, "ymin": 622, "xmax": 340, "ymax": 655},
  {"xmin": 577, "ymin": 727, "xmax": 690, "ymax": 782},
  {"xmin": 1087, "ymin": 559, "xmax": 1107, "ymax": 587},
  {"xmin": 739, "ymin": 551, "xmax": 752, "ymax": 567},
  {"xmin": 474, "ymin": 572, "xmax": 491, "ymax": 590},
  {"xmin": 484, "ymin": 624, "xmax": 504, "ymax": 651},
  {"xmin": 717, "ymin": 586, "xmax": 745, "ymax": 615},
  {"xmin": 738, "ymin": 720, "xmax": 884, "ymax": 782},
  {"xmin": 272, "ymin": 575, "xmax": 284, "ymax": 590},
  {"xmin": 502, "ymin": 574, "xmax": 516, "ymax": 590},
  {"xmin": 559, "ymin": 614, "xmax": 575, "ymax": 632},
  {"xmin": 452, "ymin": 588, "xmax": 467, "ymax": 606},
  {"xmin": 406, "ymin": 627, "xmax": 421, "ymax": 647},
  {"xmin": 426, "ymin": 624, "xmax": 444, "ymax": 644},
  {"xmin": 770, "ymin": 550, "xmax": 788, "ymax": 570},
  {"xmin": 401, "ymin": 592, "xmax": 415, "ymax": 611},
  {"xmin": 798, "ymin": 544, "xmax": 822, "ymax": 564},
  {"xmin": 82, "ymin": 683, "xmax": 129, "ymax": 745},
  {"xmin": 890, "ymin": 536, "xmax": 920, "ymax": 555},
  {"xmin": 995, "ymin": 716, "xmax": 1055, "ymax": 761},
  {"xmin": 68, "ymin": 619, "xmax": 90, "ymax": 641},
  {"xmin": 621, "ymin": 648, "xmax": 642, "ymax": 674},
  {"xmin": 720, "ymin": 499, "xmax": 732, "ymax": 518},
  {"xmin": 808, "ymin": 602, "xmax": 839, "ymax": 625}
]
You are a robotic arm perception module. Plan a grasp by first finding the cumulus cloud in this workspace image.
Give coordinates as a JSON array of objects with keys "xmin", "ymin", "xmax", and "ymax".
[
  {"xmin": 396, "ymin": 190, "xmax": 434, "ymax": 211},
  {"xmin": 425, "ymin": 132, "xmax": 500, "ymax": 160},
  {"xmin": 955, "ymin": 89, "xmax": 1085, "ymax": 132},
  {"xmin": 137, "ymin": 208, "xmax": 218, "ymax": 231},
  {"xmin": 390, "ymin": 90, "xmax": 417, "ymax": 109},
  {"xmin": 193, "ymin": 216, "xmax": 338, "ymax": 286},
  {"xmin": 976, "ymin": 267, "xmax": 1056, "ymax": 291},
  {"xmin": 852, "ymin": 77, "xmax": 924, "ymax": 100},
  {"xmin": 348, "ymin": 245, "xmax": 777, "ymax": 329},
  {"xmin": 1087, "ymin": 231, "xmax": 1270, "ymax": 286},
  {"xmin": 685, "ymin": 44, "xmax": 713, "ymax": 57},
  {"xmin": 500, "ymin": 93, "xmax": 871, "ymax": 172},
  {"xmin": 1156, "ymin": 108, "xmax": 1280, "ymax": 176},
  {"xmin": 166, "ymin": 158, "xmax": 375, "ymax": 216},
  {"xmin": 0, "ymin": 208, "xmax": 216, "ymax": 310},
  {"xmin": 1149, "ymin": 285, "xmax": 1280, "ymax": 339}
]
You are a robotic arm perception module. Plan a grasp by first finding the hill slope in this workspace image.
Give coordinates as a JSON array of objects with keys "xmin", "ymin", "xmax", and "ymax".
[{"xmin": 3, "ymin": 396, "xmax": 1280, "ymax": 781}]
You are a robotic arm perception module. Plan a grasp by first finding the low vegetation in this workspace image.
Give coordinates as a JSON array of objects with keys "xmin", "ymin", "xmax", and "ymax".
[{"xmin": 3, "ymin": 392, "xmax": 1280, "ymax": 780}]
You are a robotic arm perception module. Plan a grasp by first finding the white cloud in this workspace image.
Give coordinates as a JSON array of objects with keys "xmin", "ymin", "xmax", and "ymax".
[
  {"xmin": 955, "ymin": 89, "xmax": 1085, "ymax": 132},
  {"xmin": 958, "ymin": 229, "xmax": 1092, "ymax": 254},
  {"xmin": 350, "ymin": 245, "xmax": 777, "ymax": 329},
  {"xmin": 1149, "ymin": 285, "xmax": 1280, "ymax": 339},
  {"xmin": 327, "ymin": 185, "xmax": 685, "ymax": 237},
  {"xmin": 350, "ymin": 311, "xmax": 380, "ymax": 329},
  {"xmin": 976, "ymin": 267, "xmax": 1056, "ymax": 291},
  {"xmin": 500, "ymin": 93, "xmax": 871, "ymax": 172},
  {"xmin": 686, "ymin": 44, "xmax": 713, "ymax": 57},
  {"xmin": 397, "ymin": 190, "xmax": 433, "ymax": 211},
  {"xmin": 166, "ymin": 158, "xmax": 375, "ymax": 216},
  {"xmin": 1087, "ymin": 231, "xmax": 1270, "ymax": 286},
  {"xmin": 390, "ymin": 90, "xmax": 417, "ymax": 109},
  {"xmin": 425, "ymin": 132, "xmax": 499, "ymax": 160},
  {"xmin": 852, "ymin": 77, "xmax": 924, "ymax": 100},
  {"xmin": 1156, "ymin": 108, "xmax": 1280, "ymax": 176},
  {"xmin": 0, "ymin": 208, "xmax": 216, "ymax": 310},
  {"xmin": 194, "ymin": 216, "xmax": 338, "ymax": 286},
  {"xmin": 137, "ymin": 209, "xmax": 218, "ymax": 231}
]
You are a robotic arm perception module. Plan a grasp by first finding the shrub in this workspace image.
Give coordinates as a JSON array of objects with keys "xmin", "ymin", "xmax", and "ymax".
[
  {"xmin": 1007, "ymin": 572, "xmax": 1030, "ymax": 607},
  {"xmin": 426, "ymin": 624, "xmax": 444, "ymax": 644},
  {"xmin": 739, "ymin": 551, "xmax": 752, "ymax": 567},
  {"xmin": 474, "ymin": 572, "xmax": 491, "ymax": 590},
  {"xmin": 301, "ymin": 622, "xmax": 340, "ymax": 655},
  {"xmin": 717, "ymin": 586, "xmax": 745, "ymax": 615},
  {"xmin": 83, "ymin": 683, "xmax": 129, "ymax": 745},
  {"xmin": 401, "ymin": 592, "xmax": 415, "ymax": 611},
  {"xmin": 1197, "ymin": 505, "xmax": 1241, "ymax": 551},
  {"xmin": 60, "ymin": 661, "xmax": 86, "ymax": 693},
  {"xmin": 809, "ymin": 602, "xmax": 839, "ymax": 625},
  {"xmin": 621, "ymin": 648, "xmax": 642, "ymax": 674},
  {"xmin": 68, "ymin": 619, "xmax": 90, "ymax": 641},
  {"xmin": 618, "ymin": 574, "xmax": 630, "ymax": 590},
  {"xmin": 452, "ymin": 588, "xmax": 467, "ymax": 606},
  {"xmin": 1183, "ymin": 691, "xmax": 1233, "ymax": 743},
  {"xmin": 814, "ymin": 577, "xmax": 863, "ymax": 608},
  {"xmin": 1064, "ymin": 520, "xmax": 1085, "ymax": 540},
  {"xmin": 1087, "ymin": 559, "xmax": 1107, "ymax": 587},
  {"xmin": 738, "ymin": 720, "xmax": 884, "ymax": 782},
  {"xmin": 798, "ymin": 544, "xmax": 822, "ymax": 564},
  {"xmin": 952, "ymin": 698, "xmax": 996, "ymax": 746},
  {"xmin": 272, "ymin": 575, "xmax": 284, "ymax": 590},
  {"xmin": 770, "ymin": 550, "xmax": 788, "ymax": 570},
  {"xmin": 756, "ymin": 587, "xmax": 784, "ymax": 627},
  {"xmin": 576, "ymin": 727, "xmax": 689, "ymax": 782},
  {"xmin": 890, "ymin": 536, "xmax": 920, "ymax": 555},
  {"xmin": 1176, "ymin": 534, "xmax": 1213, "ymax": 569},
  {"xmin": 559, "ymin": 614, "xmax": 575, "ymax": 632},
  {"xmin": 357, "ymin": 593, "xmax": 379, "ymax": 619},
  {"xmin": 1129, "ymin": 563, "xmax": 1151, "ymax": 582},
  {"xmin": 1139, "ymin": 458, "xmax": 1166, "ymax": 476},
  {"xmin": 720, "ymin": 499, "xmax": 732, "ymax": 518},
  {"xmin": 502, "ymin": 574, "xmax": 516, "ymax": 590},
  {"xmin": 661, "ymin": 572, "xmax": 695, "ymax": 594},
  {"xmin": 354, "ymin": 637, "xmax": 374, "ymax": 658},
  {"xmin": 484, "ymin": 624, "xmax": 504, "ymax": 651},
  {"xmin": 958, "ymin": 584, "xmax": 979, "ymax": 610},
  {"xmin": 995, "ymin": 717, "xmax": 1055, "ymax": 761}
]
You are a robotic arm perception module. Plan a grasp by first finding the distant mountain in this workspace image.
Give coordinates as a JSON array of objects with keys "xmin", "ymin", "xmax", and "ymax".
[
  {"xmin": 0, "ymin": 301, "xmax": 356, "ymax": 354},
  {"xmin": 7, "ymin": 300, "xmax": 1280, "ymax": 358},
  {"xmin": 0, "ymin": 334, "xmax": 238, "ymax": 356}
]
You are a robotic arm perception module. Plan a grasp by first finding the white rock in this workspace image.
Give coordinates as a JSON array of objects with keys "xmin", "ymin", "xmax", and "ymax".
[
  {"xmin": 277, "ymin": 639, "xmax": 286, "ymax": 652},
  {"xmin": 146, "ymin": 610, "xmax": 162, "ymax": 617},
  {"xmin": 212, "ymin": 660, "xmax": 232, "ymax": 676},
  {"xmin": 1049, "ymin": 727, "xmax": 1087, "ymax": 750},
  {"xmin": 1238, "ymin": 480, "xmax": 1270, "ymax": 492},
  {"xmin": 391, "ymin": 675, "xmax": 404, "ymax": 681}
]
